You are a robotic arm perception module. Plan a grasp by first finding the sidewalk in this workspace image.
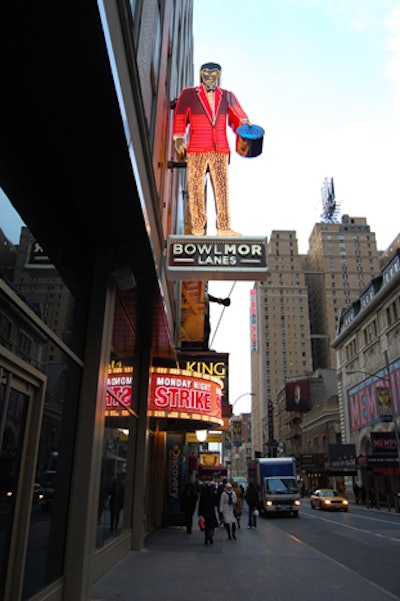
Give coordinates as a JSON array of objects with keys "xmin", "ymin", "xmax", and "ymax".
[
  {"xmin": 92, "ymin": 509, "xmax": 399, "ymax": 601},
  {"xmin": 349, "ymin": 499, "xmax": 400, "ymax": 515}
]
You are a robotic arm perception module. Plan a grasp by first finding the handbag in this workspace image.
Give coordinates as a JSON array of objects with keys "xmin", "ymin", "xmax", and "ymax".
[
  {"xmin": 198, "ymin": 516, "xmax": 206, "ymax": 531},
  {"xmin": 233, "ymin": 506, "xmax": 242, "ymax": 518},
  {"xmin": 253, "ymin": 509, "xmax": 259, "ymax": 517}
]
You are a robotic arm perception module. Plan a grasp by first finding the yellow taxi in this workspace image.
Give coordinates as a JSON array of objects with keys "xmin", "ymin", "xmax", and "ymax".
[{"xmin": 310, "ymin": 488, "xmax": 349, "ymax": 512}]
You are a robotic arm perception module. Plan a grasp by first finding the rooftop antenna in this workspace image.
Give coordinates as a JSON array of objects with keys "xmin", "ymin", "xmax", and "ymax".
[{"xmin": 320, "ymin": 177, "xmax": 341, "ymax": 223}]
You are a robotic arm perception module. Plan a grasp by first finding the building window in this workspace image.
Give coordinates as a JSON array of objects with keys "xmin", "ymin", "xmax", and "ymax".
[{"xmin": 363, "ymin": 319, "xmax": 377, "ymax": 344}]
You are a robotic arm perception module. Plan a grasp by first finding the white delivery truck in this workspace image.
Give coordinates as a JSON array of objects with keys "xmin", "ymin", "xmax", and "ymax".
[{"xmin": 248, "ymin": 457, "xmax": 300, "ymax": 517}]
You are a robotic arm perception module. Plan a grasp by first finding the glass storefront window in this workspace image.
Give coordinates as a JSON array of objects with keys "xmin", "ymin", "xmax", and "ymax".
[
  {"xmin": 96, "ymin": 290, "xmax": 137, "ymax": 549},
  {"xmin": 1, "ymin": 191, "xmax": 84, "ymax": 599},
  {"xmin": 0, "ymin": 382, "xmax": 29, "ymax": 590}
]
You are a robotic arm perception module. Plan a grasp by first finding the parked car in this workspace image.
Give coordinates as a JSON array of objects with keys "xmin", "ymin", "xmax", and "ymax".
[{"xmin": 310, "ymin": 488, "xmax": 349, "ymax": 512}]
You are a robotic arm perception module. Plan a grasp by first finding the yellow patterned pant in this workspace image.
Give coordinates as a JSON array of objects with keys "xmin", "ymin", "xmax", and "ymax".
[{"xmin": 187, "ymin": 151, "xmax": 230, "ymax": 233}]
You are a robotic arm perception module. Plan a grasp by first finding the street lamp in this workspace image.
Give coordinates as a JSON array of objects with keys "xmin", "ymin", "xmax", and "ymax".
[
  {"xmin": 231, "ymin": 392, "xmax": 256, "ymax": 415},
  {"xmin": 195, "ymin": 429, "xmax": 208, "ymax": 443},
  {"xmin": 345, "ymin": 350, "xmax": 400, "ymax": 471},
  {"xmin": 228, "ymin": 392, "xmax": 256, "ymax": 479}
]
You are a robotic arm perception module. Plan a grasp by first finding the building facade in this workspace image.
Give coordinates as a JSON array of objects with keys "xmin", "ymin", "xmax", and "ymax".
[
  {"xmin": 306, "ymin": 216, "xmax": 381, "ymax": 368},
  {"xmin": 333, "ymin": 249, "xmax": 400, "ymax": 507},
  {"xmin": 0, "ymin": 2, "xmax": 199, "ymax": 600},
  {"xmin": 251, "ymin": 216, "xmax": 386, "ymax": 471},
  {"xmin": 250, "ymin": 230, "xmax": 313, "ymax": 456}
]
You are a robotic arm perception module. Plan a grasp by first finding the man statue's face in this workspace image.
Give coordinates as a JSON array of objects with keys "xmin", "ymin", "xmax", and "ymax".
[{"xmin": 200, "ymin": 67, "xmax": 220, "ymax": 90}]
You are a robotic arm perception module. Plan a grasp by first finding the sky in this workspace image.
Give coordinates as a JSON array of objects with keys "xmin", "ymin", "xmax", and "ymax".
[
  {"xmin": 2, "ymin": 0, "xmax": 400, "ymax": 415},
  {"xmin": 192, "ymin": 0, "xmax": 400, "ymax": 414}
]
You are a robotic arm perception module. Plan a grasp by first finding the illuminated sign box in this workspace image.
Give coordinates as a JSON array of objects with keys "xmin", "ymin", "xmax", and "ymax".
[
  {"xmin": 148, "ymin": 367, "xmax": 224, "ymax": 427},
  {"xmin": 166, "ymin": 235, "xmax": 268, "ymax": 281}
]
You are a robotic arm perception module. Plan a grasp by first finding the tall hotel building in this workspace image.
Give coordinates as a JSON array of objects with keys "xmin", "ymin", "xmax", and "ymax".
[{"xmin": 251, "ymin": 216, "xmax": 381, "ymax": 456}]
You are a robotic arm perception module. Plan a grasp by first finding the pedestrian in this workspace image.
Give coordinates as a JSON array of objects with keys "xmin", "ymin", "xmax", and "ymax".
[
  {"xmin": 219, "ymin": 482, "xmax": 237, "ymax": 540},
  {"xmin": 353, "ymin": 482, "xmax": 360, "ymax": 504},
  {"xmin": 198, "ymin": 480, "xmax": 219, "ymax": 545},
  {"xmin": 245, "ymin": 482, "xmax": 259, "ymax": 529},
  {"xmin": 360, "ymin": 484, "xmax": 366, "ymax": 505},
  {"xmin": 109, "ymin": 474, "xmax": 124, "ymax": 532},
  {"xmin": 217, "ymin": 478, "xmax": 226, "ymax": 526},
  {"xmin": 369, "ymin": 486, "xmax": 376, "ymax": 508},
  {"xmin": 232, "ymin": 481, "xmax": 243, "ymax": 528},
  {"xmin": 180, "ymin": 481, "xmax": 198, "ymax": 534},
  {"xmin": 173, "ymin": 62, "xmax": 251, "ymax": 236}
]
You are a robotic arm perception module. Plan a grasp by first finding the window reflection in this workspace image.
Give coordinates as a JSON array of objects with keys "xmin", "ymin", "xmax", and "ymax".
[
  {"xmin": 96, "ymin": 290, "xmax": 136, "ymax": 548},
  {"xmin": 96, "ymin": 422, "xmax": 129, "ymax": 546},
  {"xmin": 1, "ymin": 195, "xmax": 82, "ymax": 599}
]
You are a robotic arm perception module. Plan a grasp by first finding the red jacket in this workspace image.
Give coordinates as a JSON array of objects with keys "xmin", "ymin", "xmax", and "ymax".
[{"xmin": 173, "ymin": 84, "xmax": 248, "ymax": 154}]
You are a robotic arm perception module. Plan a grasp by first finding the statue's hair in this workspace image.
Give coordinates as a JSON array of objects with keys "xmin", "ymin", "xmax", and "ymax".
[{"xmin": 200, "ymin": 62, "xmax": 221, "ymax": 72}]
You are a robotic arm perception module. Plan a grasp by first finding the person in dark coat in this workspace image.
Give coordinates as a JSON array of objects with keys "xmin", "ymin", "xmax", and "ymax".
[
  {"xmin": 181, "ymin": 481, "xmax": 198, "ymax": 534},
  {"xmin": 198, "ymin": 480, "xmax": 219, "ymax": 545},
  {"xmin": 245, "ymin": 482, "xmax": 259, "ymax": 529},
  {"xmin": 353, "ymin": 482, "xmax": 360, "ymax": 504},
  {"xmin": 109, "ymin": 475, "xmax": 124, "ymax": 531}
]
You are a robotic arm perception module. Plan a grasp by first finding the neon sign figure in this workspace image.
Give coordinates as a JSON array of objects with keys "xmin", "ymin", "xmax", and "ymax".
[{"xmin": 173, "ymin": 62, "xmax": 253, "ymax": 237}]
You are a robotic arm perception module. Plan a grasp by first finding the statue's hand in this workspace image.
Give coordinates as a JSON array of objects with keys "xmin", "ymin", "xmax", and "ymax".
[{"xmin": 174, "ymin": 137, "xmax": 187, "ymax": 161}]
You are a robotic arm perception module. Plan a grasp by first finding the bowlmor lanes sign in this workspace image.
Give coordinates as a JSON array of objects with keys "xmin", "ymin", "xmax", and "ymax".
[
  {"xmin": 148, "ymin": 367, "xmax": 223, "ymax": 427},
  {"xmin": 166, "ymin": 235, "xmax": 268, "ymax": 281}
]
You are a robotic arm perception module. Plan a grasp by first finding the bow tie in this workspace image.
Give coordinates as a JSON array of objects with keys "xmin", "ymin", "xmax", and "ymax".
[{"xmin": 205, "ymin": 86, "xmax": 216, "ymax": 92}]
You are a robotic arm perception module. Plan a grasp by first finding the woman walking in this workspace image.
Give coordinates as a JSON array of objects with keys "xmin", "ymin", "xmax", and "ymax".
[{"xmin": 219, "ymin": 482, "xmax": 237, "ymax": 540}]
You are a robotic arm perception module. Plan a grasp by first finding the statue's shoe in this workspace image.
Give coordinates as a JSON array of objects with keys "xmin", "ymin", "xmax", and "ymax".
[{"xmin": 217, "ymin": 228, "xmax": 242, "ymax": 236}]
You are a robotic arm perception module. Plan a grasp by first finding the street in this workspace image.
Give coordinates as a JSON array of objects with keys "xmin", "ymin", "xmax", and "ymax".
[
  {"xmin": 274, "ymin": 503, "xmax": 400, "ymax": 599},
  {"xmin": 92, "ymin": 502, "xmax": 400, "ymax": 601}
]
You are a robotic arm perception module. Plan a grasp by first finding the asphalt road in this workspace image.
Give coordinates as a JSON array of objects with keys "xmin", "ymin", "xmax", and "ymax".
[
  {"xmin": 273, "ymin": 504, "xmax": 400, "ymax": 599},
  {"xmin": 93, "ymin": 503, "xmax": 400, "ymax": 601}
]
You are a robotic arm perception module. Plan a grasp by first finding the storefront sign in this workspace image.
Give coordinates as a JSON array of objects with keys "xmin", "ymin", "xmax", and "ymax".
[
  {"xmin": 326, "ymin": 444, "xmax": 357, "ymax": 474},
  {"xmin": 148, "ymin": 367, "xmax": 223, "ymax": 427},
  {"xmin": 166, "ymin": 236, "xmax": 268, "ymax": 281},
  {"xmin": 165, "ymin": 433, "xmax": 185, "ymax": 512},
  {"xmin": 371, "ymin": 432, "xmax": 397, "ymax": 454}
]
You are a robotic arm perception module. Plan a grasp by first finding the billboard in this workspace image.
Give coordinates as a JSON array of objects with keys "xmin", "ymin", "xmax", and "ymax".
[
  {"xmin": 347, "ymin": 359, "xmax": 400, "ymax": 432},
  {"xmin": 285, "ymin": 380, "xmax": 310, "ymax": 412},
  {"xmin": 250, "ymin": 288, "xmax": 258, "ymax": 352}
]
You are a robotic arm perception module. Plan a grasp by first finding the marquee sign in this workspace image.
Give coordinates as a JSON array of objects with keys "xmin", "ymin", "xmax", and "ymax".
[
  {"xmin": 148, "ymin": 367, "xmax": 224, "ymax": 427},
  {"xmin": 250, "ymin": 288, "xmax": 258, "ymax": 352},
  {"xmin": 166, "ymin": 236, "xmax": 268, "ymax": 281}
]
